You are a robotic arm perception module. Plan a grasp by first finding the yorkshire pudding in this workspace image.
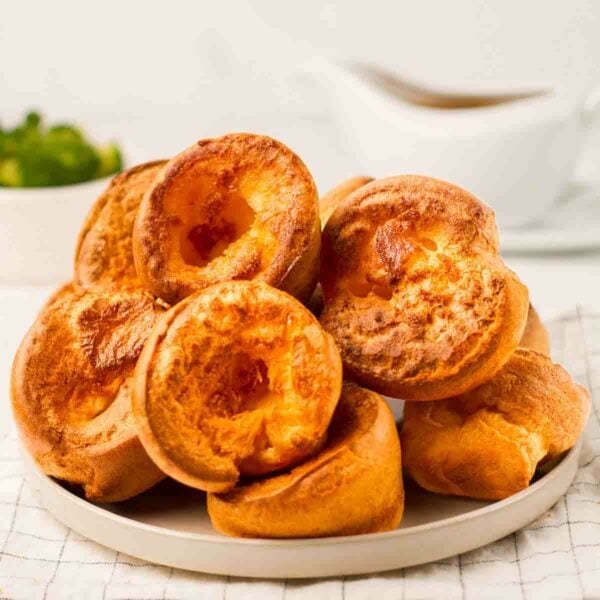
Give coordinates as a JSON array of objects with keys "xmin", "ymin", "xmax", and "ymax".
[
  {"xmin": 320, "ymin": 175, "xmax": 373, "ymax": 226},
  {"xmin": 132, "ymin": 280, "xmax": 342, "ymax": 493},
  {"xmin": 402, "ymin": 348, "xmax": 589, "ymax": 500},
  {"xmin": 320, "ymin": 175, "xmax": 529, "ymax": 401},
  {"xmin": 208, "ymin": 382, "xmax": 403, "ymax": 538},
  {"xmin": 11, "ymin": 284, "xmax": 165, "ymax": 502},
  {"xmin": 75, "ymin": 160, "xmax": 167, "ymax": 290},
  {"xmin": 132, "ymin": 134, "xmax": 320, "ymax": 305},
  {"xmin": 520, "ymin": 304, "xmax": 551, "ymax": 355},
  {"xmin": 307, "ymin": 176, "xmax": 373, "ymax": 317}
]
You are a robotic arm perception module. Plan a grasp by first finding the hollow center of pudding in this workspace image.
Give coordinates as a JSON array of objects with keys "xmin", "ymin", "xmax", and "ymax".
[
  {"xmin": 202, "ymin": 353, "xmax": 276, "ymax": 421},
  {"xmin": 179, "ymin": 188, "xmax": 255, "ymax": 267},
  {"xmin": 228, "ymin": 354, "xmax": 273, "ymax": 413},
  {"xmin": 68, "ymin": 392, "xmax": 113, "ymax": 424},
  {"xmin": 65, "ymin": 375, "xmax": 126, "ymax": 425},
  {"xmin": 345, "ymin": 220, "xmax": 439, "ymax": 301}
]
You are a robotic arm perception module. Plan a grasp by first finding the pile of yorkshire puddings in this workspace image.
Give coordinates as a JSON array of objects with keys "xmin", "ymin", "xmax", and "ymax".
[{"xmin": 12, "ymin": 134, "xmax": 589, "ymax": 538}]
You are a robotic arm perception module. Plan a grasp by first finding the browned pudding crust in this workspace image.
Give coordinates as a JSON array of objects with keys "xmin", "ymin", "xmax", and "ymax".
[
  {"xmin": 207, "ymin": 382, "xmax": 403, "ymax": 538},
  {"xmin": 319, "ymin": 175, "xmax": 373, "ymax": 227},
  {"xmin": 132, "ymin": 134, "xmax": 320, "ymax": 305},
  {"xmin": 402, "ymin": 348, "xmax": 589, "ymax": 500},
  {"xmin": 11, "ymin": 284, "xmax": 165, "ymax": 502},
  {"xmin": 310, "ymin": 176, "xmax": 373, "ymax": 316},
  {"xmin": 320, "ymin": 175, "xmax": 529, "ymax": 400},
  {"xmin": 132, "ymin": 280, "xmax": 342, "ymax": 493},
  {"xmin": 75, "ymin": 161, "xmax": 167, "ymax": 291},
  {"xmin": 520, "ymin": 303, "xmax": 551, "ymax": 355}
]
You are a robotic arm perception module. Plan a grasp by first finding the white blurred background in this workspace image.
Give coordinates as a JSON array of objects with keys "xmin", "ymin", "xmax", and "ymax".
[{"xmin": 3, "ymin": 0, "xmax": 600, "ymax": 190}]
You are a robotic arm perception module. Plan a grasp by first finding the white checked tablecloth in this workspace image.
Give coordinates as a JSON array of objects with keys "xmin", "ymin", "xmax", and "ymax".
[{"xmin": 1, "ymin": 309, "xmax": 599, "ymax": 600}]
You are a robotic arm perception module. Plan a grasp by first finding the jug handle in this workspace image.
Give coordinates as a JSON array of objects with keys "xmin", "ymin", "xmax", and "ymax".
[{"xmin": 582, "ymin": 83, "xmax": 600, "ymax": 124}]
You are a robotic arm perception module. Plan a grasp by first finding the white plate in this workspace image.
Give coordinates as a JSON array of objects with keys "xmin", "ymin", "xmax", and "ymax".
[
  {"xmin": 23, "ymin": 441, "xmax": 581, "ymax": 579},
  {"xmin": 500, "ymin": 186, "xmax": 600, "ymax": 254}
]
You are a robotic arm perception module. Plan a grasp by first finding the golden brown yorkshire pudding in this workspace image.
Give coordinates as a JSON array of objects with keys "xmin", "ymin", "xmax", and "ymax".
[
  {"xmin": 320, "ymin": 175, "xmax": 529, "ymax": 401},
  {"xmin": 75, "ymin": 161, "xmax": 167, "ymax": 291},
  {"xmin": 208, "ymin": 382, "xmax": 403, "ymax": 538},
  {"xmin": 132, "ymin": 134, "xmax": 320, "ymax": 305},
  {"xmin": 520, "ymin": 304, "xmax": 551, "ymax": 355},
  {"xmin": 11, "ymin": 284, "xmax": 165, "ymax": 502},
  {"xmin": 320, "ymin": 176, "xmax": 373, "ymax": 227},
  {"xmin": 307, "ymin": 176, "xmax": 373, "ymax": 317},
  {"xmin": 402, "ymin": 348, "xmax": 589, "ymax": 500},
  {"xmin": 132, "ymin": 280, "xmax": 342, "ymax": 493}
]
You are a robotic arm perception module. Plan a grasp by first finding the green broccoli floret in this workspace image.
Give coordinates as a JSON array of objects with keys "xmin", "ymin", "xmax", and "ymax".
[
  {"xmin": 95, "ymin": 143, "xmax": 123, "ymax": 178},
  {"xmin": 16, "ymin": 137, "xmax": 100, "ymax": 187},
  {"xmin": 47, "ymin": 124, "xmax": 85, "ymax": 144},
  {"xmin": 0, "ymin": 111, "xmax": 123, "ymax": 187},
  {"xmin": 0, "ymin": 158, "xmax": 22, "ymax": 187},
  {"xmin": 8, "ymin": 111, "xmax": 43, "ymax": 147},
  {"xmin": 0, "ymin": 129, "xmax": 8, "ymax": 158},
  {"xmin": 25, "ymin": 111, "xmax": 41, "ymax": 129}
]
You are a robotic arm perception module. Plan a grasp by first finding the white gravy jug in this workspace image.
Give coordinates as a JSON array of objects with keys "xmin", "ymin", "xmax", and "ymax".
[{"xmin": 310, "ymin": 60, "xmax": 600, "ymax": 229}]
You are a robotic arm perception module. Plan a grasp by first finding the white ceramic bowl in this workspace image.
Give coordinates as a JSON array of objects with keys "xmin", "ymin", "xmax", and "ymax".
[
  {"xmin": 0, "ymin": 138, "xmax": 145, "ymax": 285},
  {"xmin": 0, "ymin": 177, "xmax": 113, "ymax": 285}
]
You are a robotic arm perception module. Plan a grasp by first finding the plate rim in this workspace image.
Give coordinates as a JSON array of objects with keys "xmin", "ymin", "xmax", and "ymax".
[{"xmin": 24, "ymin": 439, "xmax": 582, "ymax": 548}]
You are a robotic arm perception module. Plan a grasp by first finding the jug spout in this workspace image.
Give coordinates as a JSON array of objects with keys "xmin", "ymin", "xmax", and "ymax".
[
  {"xmin": 306, "ymin": 59, "xmax": 549, "ymax": 113},
  {"xmin": 303, "ymin": 59, "xmax": 407, "ymax": 135}
]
